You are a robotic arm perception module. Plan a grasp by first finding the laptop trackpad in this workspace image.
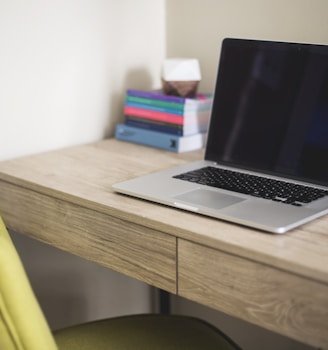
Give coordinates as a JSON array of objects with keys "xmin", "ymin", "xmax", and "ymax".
[{"xmin": 174, "ymin": 189, "xmax": 245, "ymax": 210}]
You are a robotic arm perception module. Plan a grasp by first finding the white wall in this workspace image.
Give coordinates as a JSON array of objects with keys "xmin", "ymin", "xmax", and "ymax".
[
  {"xmin": 166, "ymin": 1, "xmax": 328, "ymax": 349},
  {"xmin": 0, "ymin": 0, "xmax": 165, "ymax": 161},
  {"xmin": 1, "ymin": 0, "xmax": 165, "ymax": 330},
  {"xmin": 166, "ymin": 0, "xmax": 328, "ymax": 93}
]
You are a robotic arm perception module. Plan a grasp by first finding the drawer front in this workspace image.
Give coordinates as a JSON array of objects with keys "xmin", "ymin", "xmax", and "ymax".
[
  {"xmin": 0, "ymin": 181, "xmax": 176, "ymax": 293},
  {"xmin": 178, "ymin": 239, "xmax": 328, "ymax": 349}
]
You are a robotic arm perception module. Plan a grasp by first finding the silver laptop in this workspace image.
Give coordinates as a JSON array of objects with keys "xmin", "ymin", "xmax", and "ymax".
[{"xmin": 113, "ymin": 38, "xmax": 328, "ymax": 234}]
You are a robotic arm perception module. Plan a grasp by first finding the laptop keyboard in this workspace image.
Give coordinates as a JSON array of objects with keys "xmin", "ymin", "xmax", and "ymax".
[{"xmin": 173, "ymin": 166, "xmax": 328, "ymax": 206}]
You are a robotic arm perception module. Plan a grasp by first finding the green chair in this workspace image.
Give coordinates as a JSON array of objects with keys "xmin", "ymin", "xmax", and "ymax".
[{"xmin": 0, "ymin": 216, "xmax": 241, "ymax": 350}]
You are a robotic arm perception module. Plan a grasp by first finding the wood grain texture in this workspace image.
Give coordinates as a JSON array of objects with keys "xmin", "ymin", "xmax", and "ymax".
[
  {"xmin": 0, "ymin": 138, "xmax": 327, "ymax": 348},
  {"xmin": 0, "ymin": 139, "xmax": 327, "ymax": 285},
  {"xmin": 0, "ymin": 180, "xmax": 176, "ymax": 293},
  {"xmin": 178, "ymin": 239, "xmax": 328, "ymax": 349}
]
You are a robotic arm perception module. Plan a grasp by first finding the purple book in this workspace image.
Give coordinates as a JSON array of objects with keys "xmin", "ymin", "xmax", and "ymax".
[{"xmin": 126, "ymin": 89, "xmax": 213, "ymax": 105}]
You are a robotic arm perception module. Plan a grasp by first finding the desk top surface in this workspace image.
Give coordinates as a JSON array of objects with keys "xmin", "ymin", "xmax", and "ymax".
[{"xmin": 0, "ymin": 139, "xmax": 327, "ymax": 285}]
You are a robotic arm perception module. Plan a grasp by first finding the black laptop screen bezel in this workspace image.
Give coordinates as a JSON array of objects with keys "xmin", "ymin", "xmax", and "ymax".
[{"xmin": 205, "ymin": 38, "xmax": 328, "ymax": 187}]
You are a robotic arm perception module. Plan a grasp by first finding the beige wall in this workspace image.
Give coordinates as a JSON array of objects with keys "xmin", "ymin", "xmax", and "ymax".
[{"xmin": 166, "ymin": 0, "xmax": 328, "ymax": 93}]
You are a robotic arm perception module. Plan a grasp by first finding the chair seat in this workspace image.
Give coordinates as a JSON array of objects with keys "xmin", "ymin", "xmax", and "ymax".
[{"xmin": 53, "ymin": 314, "xmax": 240, "ymax": 350}]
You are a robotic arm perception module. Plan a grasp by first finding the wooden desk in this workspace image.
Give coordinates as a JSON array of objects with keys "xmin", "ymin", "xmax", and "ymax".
[{"xmin": 0, "ymin": 139, "xmax": 327, "ymax": 349}]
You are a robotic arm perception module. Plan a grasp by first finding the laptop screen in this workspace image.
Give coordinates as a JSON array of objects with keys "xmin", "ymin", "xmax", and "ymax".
[{"xmin": 205, "ymin": 38, "xmax": 328, "ymax": 186}]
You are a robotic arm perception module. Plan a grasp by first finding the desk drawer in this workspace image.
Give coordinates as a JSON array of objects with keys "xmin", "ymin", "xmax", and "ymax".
[
  {"xmin": 0, "ymin": 181, "xmax": 176, "ymax": 293},
  {"xmin": 178, "ymin": 239, "xmax": 328, "ymax": 349}
]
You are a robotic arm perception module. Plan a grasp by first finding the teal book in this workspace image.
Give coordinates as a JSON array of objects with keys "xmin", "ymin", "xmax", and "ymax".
[
  {"xmin": 126, "ymin": 89, "xmax": 213, "ymax": 106},
  {"xmin": 125, "ymin": 94, "xmax": 213, "ymax": 112}
]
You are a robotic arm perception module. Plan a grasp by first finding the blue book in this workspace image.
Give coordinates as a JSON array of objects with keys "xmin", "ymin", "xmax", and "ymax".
[{"xmin": 115, "ymin": 124, "xmax": 206, "ymax": 153}]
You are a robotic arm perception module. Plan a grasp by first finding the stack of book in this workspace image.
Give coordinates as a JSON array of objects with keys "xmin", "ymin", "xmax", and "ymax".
[{"xmin": 115, "ymin": 89, "xmax": 213, "ymax": 152}]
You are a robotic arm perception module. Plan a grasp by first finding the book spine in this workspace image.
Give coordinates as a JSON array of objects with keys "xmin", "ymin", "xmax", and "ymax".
[
  {"xmin": 125, "ymin": 118, "xmax": 184, "ymax": 136},
  {"xmin": 124, "ymin": 105, "xmax": 211, "ymax": 124},
  {"xmin": 126, "ymin": 89, "xmax": 213, "ymax": 106},
  {"xmin": 125, "ymin": 101, "xmax": 184, "ymax": 116},
  {"xmin": 127, "ymin": 89, "xmax": 187, "ymax": 103},
  {"xmin": 124, "ymin": 116, "xmax": 208, "ymax": 136},
  {"xmin": 125, "ymin": 116, "xmax": 182, "ymax": 129},
  {"xmin": 126, "ymin": 95, "xmax": 185, "ymax": 111},
  {"xmin": 115, "ymin": 124, "xmax": 206, "ymax": 152},
  {"xmin": 124, "ymin": 106, "xmax": 183, "ymax": 124}
]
